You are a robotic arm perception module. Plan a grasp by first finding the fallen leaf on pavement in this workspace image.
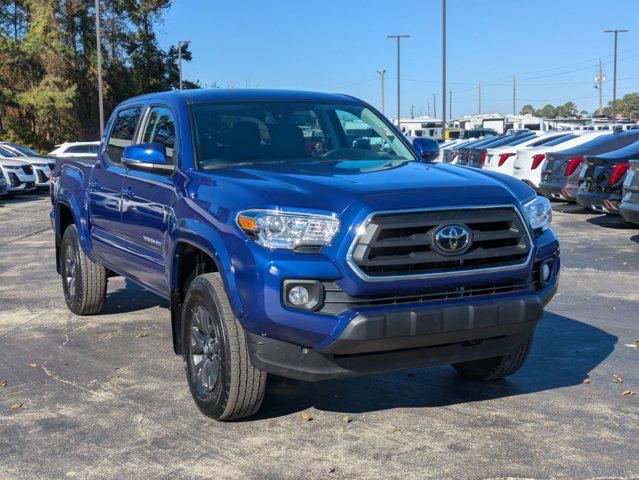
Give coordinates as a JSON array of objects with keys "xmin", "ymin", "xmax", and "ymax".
[
  {"xmin": 0, "ymin": 380, "xmax": 7, "ymax": 387},
  {"xmin": 135, "ymin": 332, "xmax": 149, "ymax": 339},
  {"xmin": 613, "ymin": 374, "xmax": 623, "ymax": 383},
  {"xmin": 300, "ymin": 411, "xmax": 312, "ymax": 421},
  {"xmin": 28, "ymin": 363, "xmax": 37, "ymax": 368},
  {"xmin": 10, "ymin": 402, "xmax": 23, "ymax": 409},
  {"xmin": 622, "ymin": 390, "xmax": 635, "ymax": 396},
  {"xmin": 343, "ymin": 415, "xmax": 352, "ymax": 423},
  {"xmin": 582, "ymin": 378, "xmax": 591, "ymax": 384},
  {"xmin": 326, "ymin": 466, "xmax": 335, "ymax": 474}
]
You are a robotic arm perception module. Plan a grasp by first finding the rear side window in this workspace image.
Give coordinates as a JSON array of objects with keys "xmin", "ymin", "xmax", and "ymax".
[
  {"xmin": 141, "ymin": 106, "xmax": 177, "ymax": 164},
  {"xmin": 106, "ymin": 107, "xmax": 142, "ymax": 163},
  {"xmin": 543, "ymin": 134, "xmax": 578, "ymax": 147},
  {"xmin": 66, "ymin": 145, "xmax": 94, "ymax": 153}
]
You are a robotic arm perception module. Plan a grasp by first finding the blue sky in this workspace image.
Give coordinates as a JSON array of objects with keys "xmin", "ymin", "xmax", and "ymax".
[{"xmin": 157, "ymin": 0, "xmax": 639, "ymax": 118}]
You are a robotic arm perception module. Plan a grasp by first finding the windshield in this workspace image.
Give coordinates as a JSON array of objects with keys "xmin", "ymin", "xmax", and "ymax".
[
  {"xmin": 0, "ymin": 146, "xmax": 19, "ymax": 158},
  {"xmin": 191, "ymin": 102, "xmax": 416, "ymax": 168}
]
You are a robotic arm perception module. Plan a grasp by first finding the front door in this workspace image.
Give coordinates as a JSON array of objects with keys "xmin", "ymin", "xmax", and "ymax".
[
  {"xmin": 119, "ymin": 105, "xmax": 178, "ymax": 294},
  {"xmin": 88, "ymin": 106, "xmax": 142, "ymax": 273}
]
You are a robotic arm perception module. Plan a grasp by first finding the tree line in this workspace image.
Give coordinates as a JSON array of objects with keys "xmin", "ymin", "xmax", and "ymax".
[
  {"xmin": 520, "ymin": 93, "xmax": 639, "ymax": 120},
  {"xmin": 0, "ymin": 0, "xmax": 198, "ymax": 151}
]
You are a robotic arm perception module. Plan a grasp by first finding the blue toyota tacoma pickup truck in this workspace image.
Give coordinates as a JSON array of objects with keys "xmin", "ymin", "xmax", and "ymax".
[{"xmin": 51, "ymin": 89, "xmax": 559, "ymax": 420}]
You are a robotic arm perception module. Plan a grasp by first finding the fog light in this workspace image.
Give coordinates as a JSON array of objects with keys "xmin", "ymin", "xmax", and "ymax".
[
  {"xmin": 288, "ymin": 286, "xmax": 310, "ymax": 306},
  {"xmin": 282, "ymin": 279, "xmax": 324, "ymax": 311},
  {"xmin": 541, "ymin": 263, "xmax": 551, "ymax": 282},
  {"xmin": 539, "ymin": 261, "xmax": 553, "ymax": 286}
]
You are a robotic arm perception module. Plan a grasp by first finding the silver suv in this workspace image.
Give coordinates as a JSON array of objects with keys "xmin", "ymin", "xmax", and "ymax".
[
  {"xmin": 0, "ymin": 142, "xmax": 55, "ymax": 190},
  {"xmin": 0, "ymin": 146, "xmax": 37, "ymax": 195}
]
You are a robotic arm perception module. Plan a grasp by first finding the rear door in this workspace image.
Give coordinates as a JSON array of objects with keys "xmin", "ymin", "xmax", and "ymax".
[
  {"xmin": 89, "ymin": 106, "xmax": 143, "ymax": 271},
  {"xmin": 119, "ymin": 104, "xmax": 179, "ymax": 294}
]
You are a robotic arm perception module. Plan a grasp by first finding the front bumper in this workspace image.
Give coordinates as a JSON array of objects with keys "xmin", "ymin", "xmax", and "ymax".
[
  {"xmin": 1, "ymin": 168, "xmax": 37, "ymax": 193},
  {"xmin": 247, "ymin": 278, "xmax": 557, "ymax": 381}
]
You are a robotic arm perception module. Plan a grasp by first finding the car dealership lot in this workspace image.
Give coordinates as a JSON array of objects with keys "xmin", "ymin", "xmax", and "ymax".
[{"xmin": 1, "ymin": 196, "xmax": 638, "ymax": 480}]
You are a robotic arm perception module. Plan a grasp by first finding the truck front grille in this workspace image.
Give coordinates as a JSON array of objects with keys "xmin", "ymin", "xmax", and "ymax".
[{"xmin": 348, "ymin": 206, "xmax": 532, "ymax": 280}]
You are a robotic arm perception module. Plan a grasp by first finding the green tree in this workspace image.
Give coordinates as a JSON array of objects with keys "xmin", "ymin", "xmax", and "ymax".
[
  {"xmin": 520, "ymin": 104, "xmax": 535, "ymax": 115},
  {"xmin": 602, "ymin": 93, "xmax": 639, "ymax": 119},
  {"xmin": 537, "ymin": 104, "xmax": 557, "ymax": 118},
  {"xmin": 0, "ymin": 0, "xmax": 200, "ymax": 150}
]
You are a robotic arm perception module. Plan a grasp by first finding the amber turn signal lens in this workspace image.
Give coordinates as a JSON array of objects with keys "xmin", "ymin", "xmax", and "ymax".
[{"xmin": 237, "ymin": 215, "xmax": 256, "ymax": 231}]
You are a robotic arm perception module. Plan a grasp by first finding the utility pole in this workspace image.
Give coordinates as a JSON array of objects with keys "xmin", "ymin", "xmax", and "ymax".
[
  {"xmin": 427, "ymin": 101, "xmax": 431, "ymax": 117},
  {"xmin": 512, "ymin": 75, "xmax": 516, "ymax": 115},
  {"xmin": 441, "ymin": 0, "xmax": 447, "ymax": 138},
  {"xmin": 433, "ymin": 93, "xmax": 437, "ymax": 119},
  {"xmin": 94, "ymin": 0, "xmax": 104, "ymax": 136},
  {"xmin": 376, "ymin": 69, "xmax": 387, "ymax": 114},
  {"xmin": 604, "ymin": 29, "xmax": 628, "ymax": 121},
  {"xmin": 387, "ymin": 34, "xmax": 411, "ymax": 129},
  {"xmin": 410, "ymin": 105, "xmax": 415, "ymax": 118},
  {"xmin": 477, "ymin": 83, "xmax": 481, "ymax": 115},
  {"xmin": 449, "ymin": 90, "xmax": 452, "ymax": 120},
  {"xmin": 178, "ymin": 40, "xmax": 191, "ymax": 90},
  {"xmin": 594, "ymin": 59, "xmax": 606, "ymax": 114}
]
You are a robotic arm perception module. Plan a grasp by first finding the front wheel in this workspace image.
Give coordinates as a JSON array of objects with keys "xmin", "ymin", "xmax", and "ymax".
[
  {"xmin": 452, "ymin": 338, "xmax": 532, "ymax": 380},
  {"xmin": 182, "ymin": 273, "xmax": 267, "ymax": 421},
  {"xmin": 60, "ymin": 224, "xmax": 107, "ymax": 315}
]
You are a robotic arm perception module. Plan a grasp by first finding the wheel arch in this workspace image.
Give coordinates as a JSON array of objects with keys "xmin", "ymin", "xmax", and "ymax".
[{"xmin": 168, "ymin": 226, "xmax": 244, "ymax": 355}]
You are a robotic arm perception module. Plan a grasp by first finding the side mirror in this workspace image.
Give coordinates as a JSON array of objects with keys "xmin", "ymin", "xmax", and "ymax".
[
  {"xmin": 122, "ymin": 143, "xmax": 173, "ymax": 173},
  {"xmin": 412, "ymin": 137, "xmax": 440, "ymax": 162}
]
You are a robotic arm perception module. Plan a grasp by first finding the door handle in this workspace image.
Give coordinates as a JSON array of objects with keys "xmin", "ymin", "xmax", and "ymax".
[
  {"xmin": 89, "ymin": 180, "xmax": 101, "ymax": 191},
  {"xmin": 122, "ymin": 186, "xmax": 135, "ymax": 199}
]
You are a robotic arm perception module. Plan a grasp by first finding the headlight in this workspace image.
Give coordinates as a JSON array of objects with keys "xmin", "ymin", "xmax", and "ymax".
[
  {"xmin": 236, "ymin": 209, "xmax": 340, "ymax": 250},
  {"xmin": 523, "ymin": 196, "xmax": 552, "ymax": 232}
]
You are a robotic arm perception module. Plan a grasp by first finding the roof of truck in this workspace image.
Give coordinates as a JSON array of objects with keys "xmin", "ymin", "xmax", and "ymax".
[{"xmin": 126, "ymin": 89, "xmax": 363, "ymax": 105}]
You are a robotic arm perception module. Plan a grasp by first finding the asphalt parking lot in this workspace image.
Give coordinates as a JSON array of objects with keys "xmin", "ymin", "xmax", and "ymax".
[{"xmin": 1, "ymin": 194, "xmax": 638, "ymax": 480}]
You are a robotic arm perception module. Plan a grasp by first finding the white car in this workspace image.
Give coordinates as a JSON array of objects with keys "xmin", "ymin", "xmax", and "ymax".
[
  {"xmin": 512, "ymin": 131, "xmax": 610, "ymax": 192},
  {"xmin": 1, "ymin": 142, "xmax": 55, "ymax": 190},
  {"xmin": 48, "ymin": 141, "xmax": 100, "ymax": 158},
  {"xmin": 0, "ymin": 146, "xmax": 37, "ymax": 195},
  {"xmin": 482, "ymin": 133, "xmax": 569, "ymax": 176}
]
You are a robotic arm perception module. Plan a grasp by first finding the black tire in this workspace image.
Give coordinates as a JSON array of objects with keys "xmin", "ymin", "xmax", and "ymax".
[
  {"xmin": 60, "ymin": 224, "xmax": 107, "ymax": 315},
  {"xmin": 182, "ymin": 273, "xmax": 267, "ymax": 421},
  {"xmin": 452, "ymin": 338, "xmax": 532, "ymax": 380}
]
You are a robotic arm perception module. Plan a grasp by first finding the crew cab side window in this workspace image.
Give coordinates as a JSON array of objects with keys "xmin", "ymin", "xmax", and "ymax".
[
  {"xmin": 141, "ymin": 106, "xmax": 177, "ymax": 164},
  {"xmin": 106, "ymin": 107, "xmax": 142, "ymax": 163}
]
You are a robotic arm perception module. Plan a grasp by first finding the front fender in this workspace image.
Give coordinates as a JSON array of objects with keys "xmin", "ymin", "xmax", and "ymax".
[{"xmin": 169, "ymin": 218, "xmax": 244, "ymax": 319}]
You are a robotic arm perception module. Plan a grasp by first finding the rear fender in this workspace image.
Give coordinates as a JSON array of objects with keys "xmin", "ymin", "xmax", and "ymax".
[{"xmin": 55, "ymin": 163, "xmax": 94, "ymax": 258}]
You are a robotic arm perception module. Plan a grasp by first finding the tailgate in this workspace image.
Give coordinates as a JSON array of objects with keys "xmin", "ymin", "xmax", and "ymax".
[{"xmin": 579, "ymin": 158, "xmax": 610, "ymax": 193}]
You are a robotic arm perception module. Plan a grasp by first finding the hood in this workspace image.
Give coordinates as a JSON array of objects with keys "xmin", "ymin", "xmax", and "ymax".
[
  {"xmin": 14, "ymin": 156, "xmax": 51, "ymax": 166},
  {"xmin": 206, "ymin": 159, "xmax": 534, "ymax": 214},
  {"xmin": 0, "ymin": 157, "xmax": 30, "ymax": 168}
]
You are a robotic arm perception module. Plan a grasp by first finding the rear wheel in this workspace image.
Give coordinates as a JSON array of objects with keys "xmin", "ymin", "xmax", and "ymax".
[
  {"xmin": 60, "ymin": 224, "xmax": 107, "ymax": 315},
  {"xmin": 452, "ymin": 338, "xmax": 532, "ymax": 380},
  {"xmin": 182, "ymin": 273, "xmax": 267, "ymax": 421}
]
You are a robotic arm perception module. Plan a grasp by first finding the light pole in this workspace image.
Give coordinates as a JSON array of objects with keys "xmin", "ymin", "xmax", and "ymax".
[
  {"xmin": 178, "ymin": 40, "xmax": 191, "ymax": 90},
  {"xmin": 604, "ymin": 29, "xmax": 628, "ymax": 121},
  {"xmin": 433, "ymin": 93, "xmax": 437, "ymax": 119},
  {"xmin": 377, "ymin": 69, "xmax": 387, "ymax": 115},
  {"xmin": 94, "ymin": 0, "xmax": 104, "ymax": 136},
  {"xmin": 387, "ymin": 34, "xmax": 410, "ymax": 130},
  {"xmin": 441, "ymin": 0, "xmax": 447, "ymax": 138}
]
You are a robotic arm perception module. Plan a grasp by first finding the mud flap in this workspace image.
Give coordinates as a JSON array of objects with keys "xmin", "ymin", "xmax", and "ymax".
[{"xmin": 170, "ymin": 288, "xmax": 183, "ymax": 355}]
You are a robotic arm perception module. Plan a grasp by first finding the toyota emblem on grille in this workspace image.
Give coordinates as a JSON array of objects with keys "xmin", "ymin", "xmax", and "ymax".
[{"xmin": 433, "ymin": 224, "xmax": 471, "ymax": 255}]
